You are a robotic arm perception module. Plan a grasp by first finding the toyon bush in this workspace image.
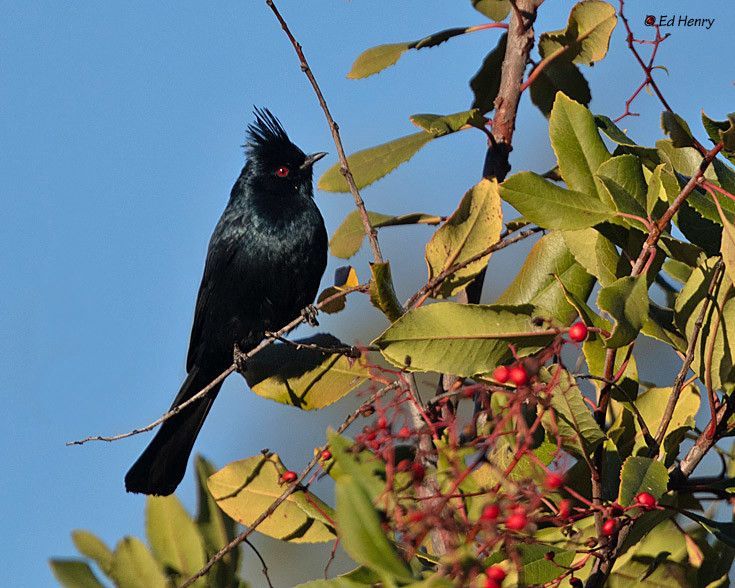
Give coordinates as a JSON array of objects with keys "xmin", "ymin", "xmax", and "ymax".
[{"xmin": 53, "ymin": 0, "xmax": 735, "ymax": 586}]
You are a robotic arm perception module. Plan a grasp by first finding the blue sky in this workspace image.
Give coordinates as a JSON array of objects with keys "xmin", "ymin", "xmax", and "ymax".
[{"xmin": 1, "ymin": 1, "xmax": 733, "ymax": 586}]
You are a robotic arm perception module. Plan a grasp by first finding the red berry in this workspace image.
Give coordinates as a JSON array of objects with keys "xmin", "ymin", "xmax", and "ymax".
[
  {"xmin": 568, "ymin": 322, "xmax": 589, "ymax": 342},
  {"xmin": 320, "ymin": 449, "xmax": 332, "ymax": 461},
  {"xmin": 281, "ymin": 470, "xmax": 298, "ymax": 484},
  {"xmin": 411, "ymin": 462, "xmax": 426, "ymax": 482},
  {"xmin": 492, "ymin": 365, "xmax": 510, "ymax": 383},
  {"xmin": 504, "ymin": 511, "xmax": 528, "ymax": 531},
  {"xmin": 509, "ymin": 365, "xmax": 528, "ymax": 386},
  {"xmin": 558, "ymin": 499, "xmax": 571, "ymax": 519},
  {"xmin": 635, "ymin": 492, "xmax": 657, "ymax": 509},
  {"xmin": 397, "ymin": 426, "xmax": 411, "ymax": 439},
  {"xmin": 377, "ymin": 416, "xmax": 388, "ymax": 429},
  {"xmin": 544, "ymin": 472, "xmax": 564, "ymax": 490},
  {"xmin": 396, "ymin": 459, "xmax": 411, "ymax": 471},
  {"xmin": 485, "ymin": 565, "xmax": 506, "ymax": 582},
  {"xmin": 481, "ymin": 504, "xmax": 501, "ymax": 521},
  {"xmin": 484, "ymin": 580, "xmax": 500, "ymax": 588},
  {"xmin": 408, "ymin": 511, "xmax": 424, "ymax": 523},
  {"xmin": 570, "ymin": 578, "xmax": 583, "ymax": 588},
  {"xmin": 602, "ymin": 518, "xmax": 618, "ymax": 536}
]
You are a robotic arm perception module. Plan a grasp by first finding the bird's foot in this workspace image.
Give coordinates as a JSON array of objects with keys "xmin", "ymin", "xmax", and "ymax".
[
  {"xmin": 233, "ymin": 344, "xmax": 248, "ymax": 373},
  {"xmin": 301, "ymin": 304, "xmax": 319, "ymax": 327}
]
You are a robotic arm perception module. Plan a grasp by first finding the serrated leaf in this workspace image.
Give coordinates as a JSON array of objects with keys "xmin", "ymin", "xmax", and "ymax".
[
  {"xmin": 330, "ymin": 210, "xmax": 440, "ymax": 259},
  {"xmin": 562, "ymin": 228, "xmax": 622, "ymax": 287},
  {"xmin": 348, "ymin": 27, "xmax": 485, "ymax": 79},
  {"xmin": 497, "ymin": 231, "xmax": 595, "ymax": 323},
  {"xmin": 470, "ymin": 33, "xmax": 507, "ymax": 114},
  {"xmin": 410, "ymin": 109, "xmax": 484, "ymax": 137},
  {"xmin": 538, "ymin": 0, "xmax": 617, "ymax": 65},
  {"xmin": 550, "ymin": 92, "xmax": 611, "ymax": 199},
  {"xmin": 369, "ymin": 261, "xmax": 404, "ymax": 321},
  {"xmin": 618, "ymin": 456, "xmax": 669, "ymax": 506},
  {"xmin": 645, "ymin": 164, "xmax": 675, "ymax": 216},
  {"xmin": 319, "ymin": 132, "xmax": 434, "ymax": 192},
  {"xmin": 425, "ymin": 178, "xmax": 502, "ymax": 298},
  {"xmin": 245, "ymin": 334, "xmax": 368, "ymax": 410},
  {"xmin": 472, "ymin": 0, "xmax": 511, "ymax": 21},
  {"xmin": 656, "ymin": 140, "xmax": 717, "ymax": 181},
  {"xmin": 109, "ymin": 537, "xmax": 168, "ymax": 588},
  {"xmin": 702, "ymin": 112, "xmax": 735, "ymax": 159},
  {"xmin": 208, "ymin": 455, "xmax": 336, "ymax": 543},
  {"xmin": 373, "ymin": 303, "xmax": 554, "ymax": 376},
  {"xmin": 597, "ymin": 275, "xmax": 649, "ymax": 347},
  {"xmin": 336, "ymin": 476, "xmax": 414, "ymax": 582},
  {"xmin": 542, "ymin": 367, "xmax": 605, "ymax": 456},
  {"xmin": 530, "ymin": 59, "xmax": 591, "ymax": 118},
  {"xmin": 146, "ymin": 495, "xmax": 206, "ymax": 584},
  {"xmin": 49, "ymin": 560, "xmax": 105, "ymax": 588},
  {"xmin": 714, "ymin": 196, "xmax": 735, "ymax": 286},
  {"xmin": 519, "ymin": 544, "xmax": 575, "ymax": 584},
  {"xmin": 501, "ymin": 171, "xmax": 614, "ymax": 229},
  {"xmin": 71, "ymin": 530, "xmax": 113, "ymax": 575},
  {"xmin": 662, "ymin": 112, "xmax": 696, "ymax": 148},
  {"xmin": 595, "ymin": 115, "xmax": 638, "ymax": 147}
]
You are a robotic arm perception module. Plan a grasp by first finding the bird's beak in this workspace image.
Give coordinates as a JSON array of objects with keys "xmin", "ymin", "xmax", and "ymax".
[{"xmin": 301, "ymin": 151, "xmax": 328, "ymax": 170}]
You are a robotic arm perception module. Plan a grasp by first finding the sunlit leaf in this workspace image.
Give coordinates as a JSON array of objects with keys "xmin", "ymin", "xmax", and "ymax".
[
  {"xmin": 109, "ymin": 537, "xmax": 168, "ymax": 588},
  {"xmin": 208, "ymin": 455, "xmax": 336, "ymax": 543},
  {"xmin": 369, "ymin": 261, "xmax": 404, "ymax": 322},
  {"xmin": 618, "ymin": 456, "xmax": 669, "ymax": 506},
  {"xmin": 597, "ymin": 275, "xmax": 649, "ymax": 347},
  {"xmin": 410, "ymin": 109, "xmax": 485, "ymax": 136},
  {"xmin": 562, "ymin": 228, "xmax": 623, "ymax": 287},
  {"xmin": 319, "ymin": 132, "xmax": 434, "ymax": 192},
  {"xmin": 472, "ymin": 0, "xmax": 511, "ymax": 21},
  {"xmin": 425, "ymin": 178, "xmax": 503, "ymax": 298},
  {"xmin": 71, "ymin": 530, "xmax": 113, "ymax": 575}
]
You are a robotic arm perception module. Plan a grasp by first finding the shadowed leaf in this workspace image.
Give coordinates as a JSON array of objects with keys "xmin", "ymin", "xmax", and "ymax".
[
  {"xmin": 470, "ymin": 33, "xmax": 507, "ymax": 113},
  {"xmin": 597, "ymin": 275, "xmax": 649, "ymax": 347},
  {"xmin": 472, "ymin": 0, "xmax": 511, "ymax": 21},
  {"xmin": 49, "ymin": 560, "xmax": 105, "ymax": 588},
  {"xmin": 530, "ymin": 60, "xmax": 591, "ymax": 118}
]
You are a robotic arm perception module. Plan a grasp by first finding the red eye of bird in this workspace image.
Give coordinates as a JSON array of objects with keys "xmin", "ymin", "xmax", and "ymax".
[{"xmin": 276, "ymin": 166, "xmax": 290, "ymax": 177}]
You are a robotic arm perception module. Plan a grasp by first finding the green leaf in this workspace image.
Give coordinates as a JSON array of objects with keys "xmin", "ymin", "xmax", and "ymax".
[
  {"xmin": 425, "ymin": 178, "xmax": 503, "ymax": 298},
  {"xmin": 109, "ymin": 537, "xmax": 168, "ymax": 588},
  {"xmin": 330, "ymin": 210, "xmax": 440, "ymax": 259},
  {"xmin": 336, "ymin": 475, "xmax": 414, "ymax": 582},
  {"xmin": 470, "ymin": 33, "xmax": 507, "ymax": 114},
  {"xmin": 702, "ymin": 112, "xmax": 735, "ymax": 158},
  {"xmin": 472, "ymin": 0, "xmax": 511, "ymax": 21},
  {"xmin": 501, "ymin": 171, "xmax": 613, "ymax": 229},
  {"xmin": 529, "ymin": 60, "xmax": 591, "ymax": 118},
  {"xmin": 71, "ymin": 530, "xmax": 113, "ymax": 575},
  {"xmin": 550, "ymin": 92, "xmax": 611, "ymax": 198},
  {"xmin": 208, "ymin": 455, "xmax": 336, "ymax": 543},
  {"xmin": 679, "ymin": 511, "xmax": 735, "ymax": 548},
  {"xmin": 662, "ymin": 112, "xmax": 696, "ymax": 148},
  {"xmin": 245, "ymin": 334, "xmax": 368, "ymax": 410},
  {"xmin": 369, "ymin": 261, "xmax": 404, "ymax": 322},
  {"xmin": 563, "ymin": 228, "xmax": 623, "ymax": 287},
  {"xmin": 348, "ymin": 27, "xmax": 488, "ymax": 79},
  {"xmin": 318, "ymin": 132, "xmax": 434, "ymax": 192},
  {"xmin": 675, "ymin": 258, "xmax": 735, "ymax": 392},
  {"xmin": 146, "ymin": 495, "xmax": 206, "ymax": 584},
  {"xmin": 645, "ymin": 164, "xmax": 676, "ymax": 217},
  {"xmin": 518, "ymin": 544, "xmax": 575, "ymax": 584},
  {"xmin": 618, "ymin": 456, "xmax": 669, "ymax": 506},
  {"xmin": 373, "ymin": 303, "xmax": 554, "ymax": 376},
  {"xmin": 595, "ymin": 154, "xmax": 648, "ymax": 224},
  {"xmin": 49, "ymin": 560, "xmax": 105, "ymax": 588},
  {"xmin": 597, "ymin": 275, "xmax": 650, "ymax": 347},
  {"xmin": 497, "ymin": 231, "xmax": 595, "ymax": 324},
  {"xmin": 538, "ymin": 0, "xmax": 617, "ymax": 65},
  {"xmin": 715, "ymin": 198, "xmax": 735, "ymax": 286},
  {"xmin": 410, "ymin": 109, "xmax": 485, "ymax": 137},
  {"xmin": 195, "ymin": 456, "xmax": 240, "ymax": 588},
  {"xmin": 326, "ymin": 432, "xmax": 386, "ymax": 502},
  {"xmin": 541, "ymin": 367, "xmax": 605, "ymax": 457},
  {"xmin": 656, "ymin": 140, "xmax": 717, "ymax": 181},
  {"xmin": 295, "ymin": 567, "xmax": 382, "ymax": 587},
  {"xmin": 595, "ymin": 115, "xmax": 638, "ymax": 147}
]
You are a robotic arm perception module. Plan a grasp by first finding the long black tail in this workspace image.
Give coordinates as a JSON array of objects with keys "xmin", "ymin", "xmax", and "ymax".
[{"xmin": 125, "ymin": 366, "xmax": 223, "ymax": 495}]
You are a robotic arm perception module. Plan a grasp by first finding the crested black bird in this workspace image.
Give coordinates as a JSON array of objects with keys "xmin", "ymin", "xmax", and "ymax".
[{"xmin": 125, "ymin": 109, "xmax": 328, "ymax": 495}]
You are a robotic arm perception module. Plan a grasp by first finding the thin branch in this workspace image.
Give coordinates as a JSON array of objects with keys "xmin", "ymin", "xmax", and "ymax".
[
  {"xmin": 179, "ymin": 382, "xmax": 400, "ymax": 588},
  {"xmin": 265, "ymin": 0, "xmax": 384, "ymax": 264},
  {"xmin": 243, "ymin": 538, "xmax": 274, "ymax": 588},
  {"xmin": 67, "ymin": 284, "xmax": 368, "ymax": 446}
]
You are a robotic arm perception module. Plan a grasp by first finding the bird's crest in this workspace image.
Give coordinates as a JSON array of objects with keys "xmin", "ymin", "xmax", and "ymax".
[{"xmin": 245, "ymin": 108, "xmax": 295, "ymax": 159}]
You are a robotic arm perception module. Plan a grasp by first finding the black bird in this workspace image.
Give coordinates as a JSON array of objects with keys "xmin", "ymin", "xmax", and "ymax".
[{"xmin": 125, "ymin": 109, "xmax": 328, "ymax": 495}]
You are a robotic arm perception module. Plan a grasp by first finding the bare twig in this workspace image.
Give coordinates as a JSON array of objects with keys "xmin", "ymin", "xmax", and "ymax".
[
  {"xmin": 265, "ymin": 0, "xmax": 384, "ymax": 264},
  {"xmin": 67, "ymin": 284, "xmax": 368, "ymax": 446},
  {"xmin": 243, "ymin": 538, "xmax": 274, "ymax": 588},
  {"xmin": 180, "ymin": 382, "xmax": 400, "ymax": 588}
]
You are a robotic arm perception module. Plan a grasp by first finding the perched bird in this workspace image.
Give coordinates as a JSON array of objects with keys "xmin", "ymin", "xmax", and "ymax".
[{"xmin": 125, "ymin": 109, "xmax": 328, "ymax": 495}]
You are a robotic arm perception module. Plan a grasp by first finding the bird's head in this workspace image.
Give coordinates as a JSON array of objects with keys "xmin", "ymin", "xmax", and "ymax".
[{"xmin": 244, "ymin": 108, "xmax": 326, "ymax": 198}]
